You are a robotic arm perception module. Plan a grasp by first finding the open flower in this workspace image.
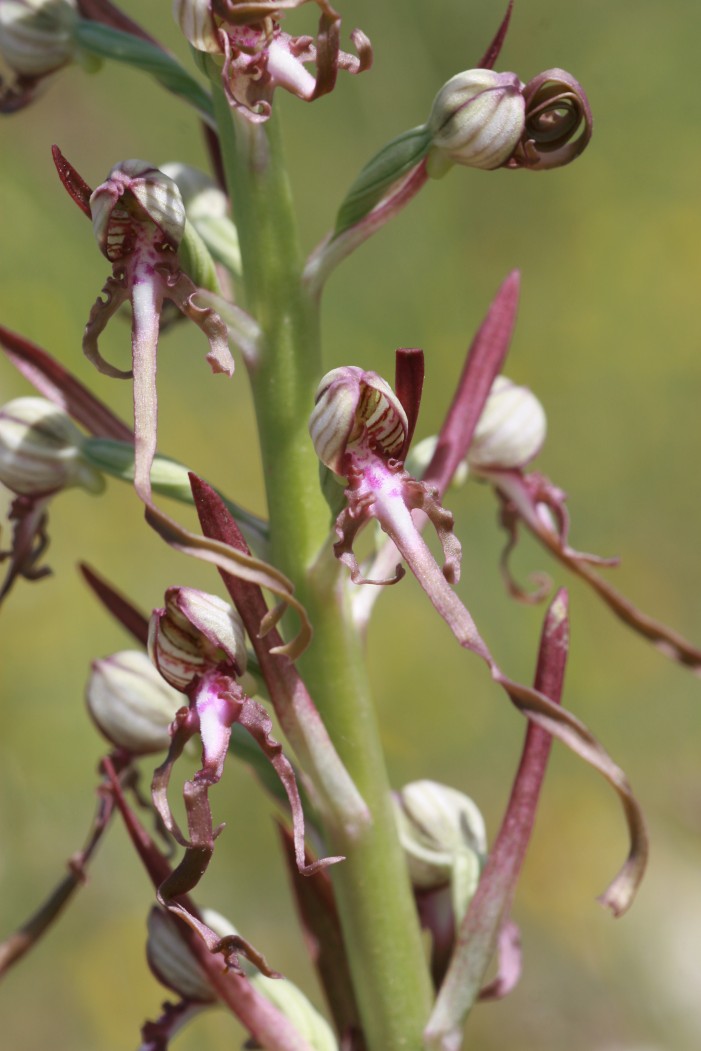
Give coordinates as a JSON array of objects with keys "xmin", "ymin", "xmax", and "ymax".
[
  {"xmin": 148, "ymin": 586, "xmax": 341, "ymax": 947},
  {"xmin": 175, "ymin": 0, "xmax": 371, "ymax": 122},
  {"xmin": 53, "ymin": 149, "xmax": 234, "ymax": 503},
  {"xmin": 310, "ymin": 364, "xmax": 461, "ymax": 586}
]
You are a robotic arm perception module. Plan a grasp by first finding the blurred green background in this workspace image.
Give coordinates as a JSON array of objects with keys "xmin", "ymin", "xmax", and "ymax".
[{"xmin": 2, "ymin": 1, "xmax": 701, "ymax": 1048}]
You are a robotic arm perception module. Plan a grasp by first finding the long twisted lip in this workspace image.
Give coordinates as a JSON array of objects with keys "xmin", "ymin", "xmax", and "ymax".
[{"xmin": 506, "ymin": 67, "xmax": 593, "ymax": 170}]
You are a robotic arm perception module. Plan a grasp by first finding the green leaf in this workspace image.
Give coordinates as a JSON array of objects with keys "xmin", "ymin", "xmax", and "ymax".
[
  {"xmin": 179, "ymin": 218, "xmax": 221, "ymax": 294},
  {"xmin": 82, "ymin": 438, "xmax": 269, "ymax": 549},
  {"xmin": 334, "ymin": 125, "xmax": 432, "ymax": 237},
  {"xmin": 74, "ymin": 21, "xmax": 214, "ymax": 124}
]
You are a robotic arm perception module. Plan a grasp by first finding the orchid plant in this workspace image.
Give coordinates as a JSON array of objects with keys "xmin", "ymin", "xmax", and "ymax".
[{"xmin": 0, "ymin": 2, "xmax": 698, "ymax": 1050}]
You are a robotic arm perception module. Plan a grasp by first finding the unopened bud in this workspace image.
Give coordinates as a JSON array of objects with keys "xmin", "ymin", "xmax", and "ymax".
[
  {"xmin": 468, "ymin": 375, "xmax": 546, "ymax": 470},
  {"xmin": 173, "ymin": 0, "xmax": 220, "ymax": 55},
  {"xmin": 426, "ymin": 69, "xmax": 525, "ymax": 176},
  {"xmin": 309, "ymin": 366, "xmax": 408, "ymax": 477},
  {"xmin": 90, "ymin": 160, "xmax": 186, "ymax": 263},
  {"xmin": 393, "ymin": 780, "xmax": 486, "ymax": 917},
  {"xmin": 160, "ymin": 161, "xmax": 241, "ymax": 275},
  {"xmin": 0, "ymin": 397, "xmax": 105, "ymax": 496},
  {"xmin": 146, "ymin": 905, "xmax": 218, "ymax": 1003},
  {"xmin": 0, "ymin": 0, "xmax": 78, "ymax": 77},
  {"xmin": 86, "ymin": 650, "xmax": 183, "ymax": 755},
  {"xmin": 147, "ymin": 906, "xmax": 338, "ymax": 1049},
  {"xmin": 148, "ymin": 587, "xmax": 247, "ymax": 692}
]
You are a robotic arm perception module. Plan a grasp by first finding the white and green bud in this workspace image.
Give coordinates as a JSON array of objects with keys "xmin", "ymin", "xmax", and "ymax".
[
  {"xmin": 426, "ymin": 69, "xmax": 525, "ymax": 177},
  {"xmin": 172, "ymin": 0, "xmax": 220, "ymax": 55},
  {"xmin": 309, "ymin": 366, "xmax": 408, "ymax": 477},
  {"xmin": 148, "ymin": 587, "xmax": 247, "ymax": 692},
  {"xmin": 0, "ymin": 0, "xmax": 78, "ymax": 76},
  {"xmin": 90, "ymin": 160, "xmax": 186, "ymax": 262},
  {"xmin": 147, "ymin": 906, "xmax": 339, "ymax": 1049},
  {"xmin": 86, "ymin": 650, "xmax": 183, "ymax": 755},
  {"xmin": 253, "ymin": 971, "xmax": 339, "ymax": 1051},
  {"xmin": 394, "ymin": 779, "xmax": 487, "ymax": 920},
  {"xmin": 0, "ymin": 396, "xmax": 105, "ymax": 496},
  {"xmin": 160, "ymin": 161, "xmax": 241, "ymax": 275},
  {"xmin": 146, "ymin": 905, "xmax": 218, "ymax": 1003},
  {"xmin": 468, "ymin": 375, "xmax": 546, "ymax": 471}
]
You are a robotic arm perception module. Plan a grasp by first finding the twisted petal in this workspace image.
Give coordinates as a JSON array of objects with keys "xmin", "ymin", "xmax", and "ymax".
[
  {"xmin": 162, "ymin": 268, "xmax": 235, "ymax": 376},
  {"xmin": 507, "ymin": 68, "xmax": 593, "ymax": 171}
]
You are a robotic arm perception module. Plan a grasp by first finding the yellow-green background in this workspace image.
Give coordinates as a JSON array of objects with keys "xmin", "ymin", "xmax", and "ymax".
[{"xmin": 2, "ymin": 1, "xmax": 701, "ymax": 1048}]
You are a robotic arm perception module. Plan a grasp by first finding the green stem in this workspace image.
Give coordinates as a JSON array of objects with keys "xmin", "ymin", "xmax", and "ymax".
[{"xmin": 210, "ymin": 77, "xmax": 433, "ymax": 1050}]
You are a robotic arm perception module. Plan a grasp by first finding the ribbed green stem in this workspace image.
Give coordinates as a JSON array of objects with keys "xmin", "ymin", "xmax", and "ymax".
[{"xmin": 210, "ymin": 77, "xmax": 433, "ymax": 1050}]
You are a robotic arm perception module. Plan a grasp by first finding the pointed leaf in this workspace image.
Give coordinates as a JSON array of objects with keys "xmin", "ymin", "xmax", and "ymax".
[
  {"xmin": 477, "ymin": 1, "xmax": 514, "ymax": 70},
  {"xmin": 0, "ymin": 325, "xmax": 132, "ymax": 441},
  {"xmin": 73, "ymin": 21, "xmax": 214, "ymax": 123},
  {"xmin": 81, "ymin": 438, "xmax": 269, "ymax": 551},
  {"xmin": 424, "ymin": 270, "xmax": 520, "ymax": 496},
  {"xmin": 334, "ymin": 125, "xmax": 432, "ymax": 237},
  {"xmin": 79, "ymin": 562, "xmax": 150, "ymax": 645}
]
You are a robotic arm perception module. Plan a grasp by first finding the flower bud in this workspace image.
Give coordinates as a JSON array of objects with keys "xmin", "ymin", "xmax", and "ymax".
[
  {"xmin": 147, "ymin": 906, "xmax": 338, "ymax": 1049},
  {"xmin": 468, "ymin": 375, "xmax": 546, "ymax": 470},
  {"xmin": 146, "ymin": 905, "xmax": 218, "ymax": 1003},
  {"xmin": 159, "ymin": 161, "xmax": 241, "ymax": 274},
  {"xmin": 426, "ymin": 69, "xmax": 525, "ymax": 176},
  {"xmin": 90, "ymin": 161, "xmax": 186, "ymax": 262},
  {"xmin": 173, "ymin": 0, "xmax": 220, "ymax": 55},
  {"xmin": 0, "ymin": 397, "xmax": 105, "ymax": 496},
  {"xmin": 393, "ymin": 779, "xmax": 486, "ymax": 897},
  {"xmin": 0, "ymin": 0, "xmax": 78, "ymax": 77},
  {"xmin": 86, "ymin": 650, "xmax": 183, "ymax": 755},
  {"xmin": 148, "ymin": 587, "xmax": 247, "ymax": 692},
  {"xmin": 309, "ymin": 366, "xmax": 408, "ymax": 477}
]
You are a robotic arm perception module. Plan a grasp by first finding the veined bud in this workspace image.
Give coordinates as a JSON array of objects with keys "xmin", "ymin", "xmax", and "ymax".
[
  {"xmin": 393, "ymin": 780, "xmax": 486, "ymax": 912},
  {"xmin": 173, "ymin": 0, "xmax": 220, "ymax": 55},
  {"xmin": 426, "ymin": 69, "xmax": 526, "ymax": 177},
  {"xmin": 86, "ymin": 650, "xmax": 183, "ymax": 755},
  {"xmin": 309, "ymin": 366, "xmax": 408, "ymax": 477},
  {"xmin": 90, "ymin": 160, "xmax": 186, "ymax": 262},
  {"xmin": 468, "ymin": 375, "xmax": 546, "ymax": 471},
  {"xmin": 0, "ymin": 397, "xmax": 105, "ymax": 496},
  {"xmin": 148, "ymin": 586, "xmax": 247, "ymax": 692},
  {"xmin": 160, "ymin": 161, "xmax": 241, "ymax": 273},
  {"xmin": 0, "ymin": 0, "xmax": 78, "ymax": 77},
  {"xmin": 146, "ymin": 905, "xmax": 220, "ymax": 1003},
  {"xmin": 148, "ymin": 905, "xmax": 339, "ymax": 1048}
]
